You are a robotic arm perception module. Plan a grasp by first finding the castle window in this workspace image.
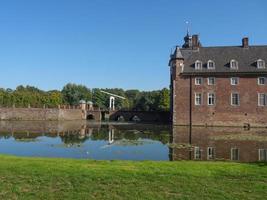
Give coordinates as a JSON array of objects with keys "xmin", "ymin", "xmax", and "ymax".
[
  {"xmin": 207, "ymin": 147, "xmax": 215, "ymax": 160},
  {"xmin": 195, "ymin": 60, "xmax": 202, "ymax": 70},
  {"xmin": 231, "ymin": 93, "xmax": 240, "ymax": 106},
  {"xmin": 258, "ymin": 77, "xmax": 266, "ymax": 85},
  {"xmin": 194, "ymin": 147, "xmax": 202, "ymax": 159},
  {"xmin": 257, "ymin": 59, "xmax": 265, "ymax": 69},
  {"xmin": 231, "ymin": 77, "xmax": 239, "ymax": 85},
  {"xmin": 230, "ymin": 60, "xmax": 238, "ymax": 69},
  {"xmin": 231, "ymin": 148, "xmax": 239, "ymax": 161},
  {"xmin": 259, "ymin": 149, "xmax": 267, "ymax": 161},
  {"xmin": 207, "ymin": 93, "xmax": 215, "ymax": 106},
  {"xmin": 195, "ymin": 77, "xmax": 203, "ymax": 85},
  {"xmin": 195, "ymin": 93, "xmax": 202, "ymax": 105},
  {"xmin": 258, "ymin": 93, "xmax": 267, "ymax": 106},
  {"xmin": 208, "ymin": 77, "xmax": 215, "ymax": 85},
  {"xmin": 207, "ymin": 60, "xmax": 215, "ymax": 69}
]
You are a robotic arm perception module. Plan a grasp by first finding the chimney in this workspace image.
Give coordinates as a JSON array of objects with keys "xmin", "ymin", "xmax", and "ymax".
[
  {"xmin": 192, "ymin": 34, "xmax": 200, "ymax": 48},
  {"xmin": 242, "ymin": 37, "xmax": 249, "ymax": 48}
]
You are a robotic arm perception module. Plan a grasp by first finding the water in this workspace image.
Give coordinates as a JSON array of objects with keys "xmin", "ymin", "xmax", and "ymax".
[{"xmin": 0, "ymin": 121, "xmax": 266, "ymax": 162}]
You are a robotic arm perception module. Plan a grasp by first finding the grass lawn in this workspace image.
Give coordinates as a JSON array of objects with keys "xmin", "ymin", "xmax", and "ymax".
[{"xmin": 0, "ymin": 155, "xmax": 266, "ymax": 200}]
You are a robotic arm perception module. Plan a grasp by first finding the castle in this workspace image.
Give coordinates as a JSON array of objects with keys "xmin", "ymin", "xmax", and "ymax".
[{"xmin": 169, "ymin": 33, "xmax": 267, "ymax": 127}]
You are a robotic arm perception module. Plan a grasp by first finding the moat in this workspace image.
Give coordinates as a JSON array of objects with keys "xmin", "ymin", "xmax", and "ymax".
[{"xmin": 0, "ymin": 121, "xmax": 266, "ymax": 162}]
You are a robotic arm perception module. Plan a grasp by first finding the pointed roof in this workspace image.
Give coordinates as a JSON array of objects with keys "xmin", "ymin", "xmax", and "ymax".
[
  {"xmin": 175, "ymin": 46, "xmax": 184, "ymax": 59},
  {"xmin": 169, "ymin": 46, "xmax": 184, "ymax": 66}
]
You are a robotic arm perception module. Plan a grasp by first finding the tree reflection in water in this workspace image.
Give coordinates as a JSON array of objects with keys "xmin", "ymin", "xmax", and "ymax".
[{"xmin": 1, "ymin": 121, "xmax": 266, "ymax": 162}]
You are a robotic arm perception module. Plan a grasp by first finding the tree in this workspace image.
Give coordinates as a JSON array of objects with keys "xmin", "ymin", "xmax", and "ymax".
[
  {"xmin": 92, "ymin": 88, "xmax": 107, "ymax": 108},
  {"xmin": 0, "ymin": 84, "xmax": 170, "ymax": 111},
  {"xmin": 158, "ymin": 88, "xmax": 170, "ymax": 111},
  {"xmin": 125, "ymin": 90, "xmax": 140, "ymax": 109},
  {"xmin": 62, "ymin": 83, "xmax": 91, "ymax": 105},
  {"xmin": 47, "ymin": 90, "xmax": 64, "ymax": 107}
]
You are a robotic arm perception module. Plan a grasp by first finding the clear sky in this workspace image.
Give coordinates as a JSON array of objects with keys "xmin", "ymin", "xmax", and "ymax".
[{"xmin": 0, "ymin": 0, "xmax": 267, "ymax": 91}]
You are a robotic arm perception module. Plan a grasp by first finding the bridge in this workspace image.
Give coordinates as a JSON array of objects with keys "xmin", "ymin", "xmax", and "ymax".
[
  {"xmin": 108, "ymin": 110, "xmax": 170, "ymax": 123},
  {"xmin": 80, "ymin": 101, "xmax": 170, "ymax": 123},
  {"xmin": 79, "ymin": 91, "xmax": 170, "ymax": 123},
  {"xmin": 82, "ymin": 107, "xmax": 170, "ymax": 123}
]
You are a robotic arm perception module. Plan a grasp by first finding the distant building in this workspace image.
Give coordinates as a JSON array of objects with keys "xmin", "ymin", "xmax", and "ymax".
[{"xmin": 169, "ymin": 33, "xmax": 267, "ymax": 127}]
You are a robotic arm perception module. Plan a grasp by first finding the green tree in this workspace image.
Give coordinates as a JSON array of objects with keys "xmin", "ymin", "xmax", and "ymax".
[
  {"xmin": 0, "ymin": 84, "xmax": 170, "ymax": 111},
  {"xmin": 125, "ymin": 90, "xmax": 140, "ymax": 109},
  {"xmin": 158, "ymin": 88, "xmax": 170, "ymax": 111},
  {"xmin": 92, "ymin": 88, "xmax": 107, "ymax": 108},
  {"xmin": 62, "ymin": 83, "xmax": 91, "ymax": 105}
]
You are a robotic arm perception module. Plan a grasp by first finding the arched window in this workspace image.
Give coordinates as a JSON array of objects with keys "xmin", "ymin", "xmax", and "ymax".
[
  {"xmin": 195, "ymin": 60, "xmax": 202, "ymax": 70},
  {"xmin": 207, "ymin": 60, "xmax": 215, "ymax": 69},
  {"xmin": 230, "ymin": 59, "xmax": 238, "ymax": 69},
  {"xmin": 257, "ymin": 59, "xmax": 265, "ymax": 69}
]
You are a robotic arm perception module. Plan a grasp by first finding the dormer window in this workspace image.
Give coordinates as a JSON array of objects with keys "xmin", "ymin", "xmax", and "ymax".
[
  {"xmin": 207, "ymin": 60, "xmax": 215, "ymax": 69},
  {"xmin": 230, "ymin": 60, "xmax": 238, "ymax": 69},
  {"xmin": 195, "ymin": 60, "xmax": 202, "ymax": 70},
  {"xmin": 257, "ymin": 59, "xmax": 265, "ymax": 69}
]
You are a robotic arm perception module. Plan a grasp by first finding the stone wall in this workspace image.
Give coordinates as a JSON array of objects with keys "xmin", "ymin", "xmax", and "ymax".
[
  {"xmin": 58, "ymin": 109, "xmax": 84, "ymax": 120},
  {"xmin": 0, "ymin": 107, "xmax": 168, "ymax": 123},
  {"xmin": 0, "ymin": 108, "xmax": 85, "ymax": 121}
]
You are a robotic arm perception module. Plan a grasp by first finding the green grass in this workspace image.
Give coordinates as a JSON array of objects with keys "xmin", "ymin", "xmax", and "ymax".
[{"xmin": 0, "ymin": 155, "xmax": 266, "ymax": 200}]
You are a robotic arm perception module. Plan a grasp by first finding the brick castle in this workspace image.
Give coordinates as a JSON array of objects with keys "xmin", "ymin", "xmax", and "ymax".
[{"xmin": 169, "ymin": 33, "xmax": 267, "ymax": 127}]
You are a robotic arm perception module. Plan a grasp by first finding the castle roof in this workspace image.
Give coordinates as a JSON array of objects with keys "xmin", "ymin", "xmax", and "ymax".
[{"xmin": 171, "ymin": 35, "xmax": 267, "ymax": 76}]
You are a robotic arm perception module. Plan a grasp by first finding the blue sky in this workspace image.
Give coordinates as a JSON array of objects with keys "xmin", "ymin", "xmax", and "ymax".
[{"xmin": 0, "ymin": 0, "xmax": 267, "ymax": 91}]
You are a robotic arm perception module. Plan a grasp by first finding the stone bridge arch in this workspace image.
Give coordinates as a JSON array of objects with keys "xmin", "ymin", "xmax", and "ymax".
[
  {"xmin": 85, "ymin": 111, "xmax": 102, "ymax": 121},
  {"xmin": 108, "ymin": 110, "xmax": 170, "ymax": 123},
  {"xmin": 115, "ymin": 115, "xmax": 125, "ymax": 122},
  {"xmin": 87, "ymin": 114, "xmax": 95, "ymax": 120},
  {"xmin": 130, "ymin": 115, "xmax": 141, "ymax": 122}
]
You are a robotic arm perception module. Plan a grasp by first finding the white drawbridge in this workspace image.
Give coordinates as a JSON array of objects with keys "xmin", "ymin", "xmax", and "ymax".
[{"xmin": 100, "ymin": 90, "xmax": 126, "ymax": 111}]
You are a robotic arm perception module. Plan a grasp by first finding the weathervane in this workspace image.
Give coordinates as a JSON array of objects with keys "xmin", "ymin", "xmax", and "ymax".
[{"xmin": 185, "ymin": 21, "xmax": 190, "ymax": 36}]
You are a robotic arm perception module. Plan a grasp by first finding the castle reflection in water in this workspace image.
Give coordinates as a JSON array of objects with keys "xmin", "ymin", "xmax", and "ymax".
[
  {"xmin": 170, "ymin": 126, "xmax": 267, "ymax": 162},
  {"xmin": 0, "ymin": 121, "xmax": 266, "ymax": 162}
]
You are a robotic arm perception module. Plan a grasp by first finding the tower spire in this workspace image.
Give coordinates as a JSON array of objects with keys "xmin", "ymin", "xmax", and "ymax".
[
  {"xmin": 182, "ymin": 21, "xmax": 192, "ymax": 48},
  {"xmin": 186, "ymin": 21, "xmax": 190, "ymax": 36}
]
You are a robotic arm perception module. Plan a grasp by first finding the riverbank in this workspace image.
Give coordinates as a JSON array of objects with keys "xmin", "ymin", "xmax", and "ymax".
[{"xmin": 0, "ymin": 155, "xmax": 266, "ymax": 199}]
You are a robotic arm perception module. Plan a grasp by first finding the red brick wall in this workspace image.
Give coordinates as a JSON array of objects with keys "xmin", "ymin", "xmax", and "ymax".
[{"xmin": 171, "ymin": 60, "xmax": 267, "ymax": 126}]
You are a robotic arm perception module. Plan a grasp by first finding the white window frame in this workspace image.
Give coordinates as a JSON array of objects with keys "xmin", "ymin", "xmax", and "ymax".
[
  {"xmin": 195, "ymin": 93, "xmax": 202, "ymax": 106},
  {"xmin": 257, "ymin": 59, "xmax": 265, "ymax": 69},
  {"xmin": 207, "ymin": 93, "xmax": 215, "ymax": 106},
  {"xmin": 195, "ymin": 60, "xmax": 202, "ymax": 70},
  {"xmin": 208, "ymin": 77, "xmax": 215, "ymax": 85},
  {"xmin": 258, "ymin": 149, "xmax": 267, "ymax": 161},
  {"xmin": 194, "ymin": 147, "xmax": 201, "ymax": 160},
  {"xmin": 230, "ymin": 77, "xmax": 239, "ymax": 85},
  {"xmin": 230, "ymin": 59, "xmax": 238, "ymax": 69},
  {"xmin": 258, "ymin": 93, "xmax": 267, "ymax": 106},
  {"xmin": 231, "ymin": 93, "xmax": 240, "ymax": 106},
  {"xmin": 231, "ymin": 148, "xmax": 239, "ymax": 161},
  {"xmin": 258, "ymin": 77, "xmax": 266, "ymax": 85},
  {"xmin": 207, "ymin": 60, "xmax": 215, "ymax": 70},
  {"xmin": 207, "ymin": 147, "xmax": 215, "ymax": 160},
  {"xmin": 195, "ymin": 77, "xmax": 203, "ymax": 85}
]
